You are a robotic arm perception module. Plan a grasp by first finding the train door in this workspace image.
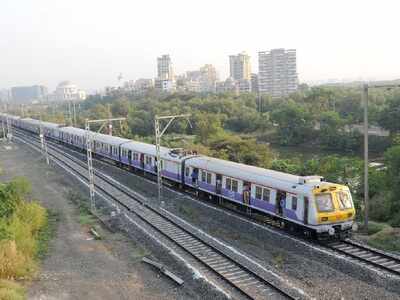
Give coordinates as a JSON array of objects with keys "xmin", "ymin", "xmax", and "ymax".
[
  {"xmin": 276, "ymin": 190, "xmax": 286, "ymax": 216},
  {"xmin": 303, "ymin": 197, "xmax": 309, "ymax": 225},
  {"xmin": 192, "ymin": 168, "xmax": 199, "ymax": 186},
  {"xmin": 128, "ymin": 150, "xmax": 132, "ymax": 165},
  {"xmin": 216, "ymin": 174, "xmax": 222, "ymax": 194},
  {"xmin": 243, "ymin": 181, "xmax": 251, "ymax": 205},
  {"xmin": 140, "ymin": 153, "xmax": 145, "ymax": 169}
]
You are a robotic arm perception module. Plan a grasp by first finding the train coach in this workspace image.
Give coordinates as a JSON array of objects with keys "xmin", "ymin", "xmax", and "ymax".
[
  {"xmin": 120, "ymin": 142, "xmax": 197, "ymax": 182},
  {"xmin": 182, "ymin": 156, "xmax": 355, "ymax": 238},
  {"xmin": 6, "ymin": 113, "xmax": 356, "ymax": 240}
]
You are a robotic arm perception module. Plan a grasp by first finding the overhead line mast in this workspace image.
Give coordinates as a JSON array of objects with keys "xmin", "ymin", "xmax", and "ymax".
[{"xmin": 85, "ymin": 117, "xmax": 126, "ymax": 213}]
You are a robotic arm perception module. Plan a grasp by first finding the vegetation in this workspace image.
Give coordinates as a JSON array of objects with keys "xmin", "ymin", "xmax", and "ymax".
[
  {"xmin": 0, "ymin": 177, "xmax": 49, "ymax": 299},
  {"xmin": 12, "ymin": 84, "xmax": 400, "ymax": 245}
]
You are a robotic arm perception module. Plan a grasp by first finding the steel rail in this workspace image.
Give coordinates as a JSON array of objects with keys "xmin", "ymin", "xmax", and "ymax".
[
  {"xmin": 13, "ymin": 129, "xmax": 298, "ymax": 300},
  {"xmin": 328, "ymin": 239, "xmax": 400, "ymax": 276}
]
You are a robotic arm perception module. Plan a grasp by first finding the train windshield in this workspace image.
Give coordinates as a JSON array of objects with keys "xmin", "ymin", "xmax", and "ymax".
[
  {"xmin": 337, "ymin": 191, "xmax": 352, "ymax": 210},
  {"xmin": 315, "ymin": 193, "xmax": 334, "ymax": 212}
]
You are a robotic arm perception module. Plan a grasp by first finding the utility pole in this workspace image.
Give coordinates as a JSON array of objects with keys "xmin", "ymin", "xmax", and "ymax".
[
  {"xmin": 1, "ymin": 117, "xmax": 5, "ymax": 140},
  {"xmin": 362, "ymin": 83, "xmax": 369, "ymax": 231},
  {"xmin": 6, "ymin": 115, "xmax": 12, "ymax": 142},
  {"xmin": 361, "ymin": 83, "xmax": 400, "ymax": 231},
  {"xmin": 73, "ymin": 100, "xmax": 77, "ymax": 127},
  {"xmin": 39, "ymin": 119, "xmax": 50, "ymax": 165},
  {"xmin": 85, "ymin": 117, "xmax": 126, "ymax": 212},
  {"xmin": 154, "ymin": 114, "xmax": 191, "ymax": 202}
]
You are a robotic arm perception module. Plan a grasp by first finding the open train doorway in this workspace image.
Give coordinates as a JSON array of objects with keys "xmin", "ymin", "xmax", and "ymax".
[
  {"xmin": 216, "ymin": 174, "xmax": 222, "ymax": 194},
  {"xmin": 276, "ymin": 190, "xmax": 286, "ymax": 216},
  {"xmin": 243, "ymin": 181, "xmax": 251, "ymax": 205}
]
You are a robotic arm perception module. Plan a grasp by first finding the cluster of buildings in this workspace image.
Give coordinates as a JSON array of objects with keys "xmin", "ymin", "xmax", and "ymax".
[
  {"xmin": 2, "ymin": 48, "xmax": 298, "ymax": 104},
  {"xmin": 0, "ymin": 81, "xmax": 86, "ymax": 104},
  {"xmin": 112, "ymin": 48, "xmax": 298, "ymax": 98}
]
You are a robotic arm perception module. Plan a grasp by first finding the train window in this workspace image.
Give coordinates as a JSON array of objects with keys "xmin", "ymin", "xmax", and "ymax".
[
  {"xmin": 232, "ymin": 180, "xmax": 238, "ymax": 193},
  {"xmin": 201, "ymin": 171, "xmax": 206, "ymax": 182},
  {"xmin": 292, "ymin": 197, "xmax": 297, "ymax": 210},
  {"xmin": 226, "ymin": 178, "xmax": 232, "ymax": 190},
  {"xmin": 185, "ymin": 167, "xmax": 189, "ymax": 177},
  {"xmin": 255, "ymin": 186, "xmax": 262, "ymax": 200},
  {"xmin": 206, "ymin": 173, "xmax": 212, "ymax": 184},
  {"xmin": 262, "ymin": 189, "xmax": 270, "ymax": 202},
  {"xmin": 337, "ymin": 191, "xmax": 352, "ymax": 209},
  {"xmin": 315, "ymin": 194, "xmax": 334, "ymax": 212}
]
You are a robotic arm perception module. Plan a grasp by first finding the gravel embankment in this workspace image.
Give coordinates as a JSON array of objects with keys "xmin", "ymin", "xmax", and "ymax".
[
  {"xmin": 0, "ymin": 142, "xmax": 233, "ymax": 300},
  {"xmin": 80, "ymin": 148, "xmax": 400, "ymax": 300}
]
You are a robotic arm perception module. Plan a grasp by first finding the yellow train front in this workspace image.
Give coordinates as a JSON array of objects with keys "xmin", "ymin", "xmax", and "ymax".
[{"xmin": 308, "ymin": 183, "xmax": 355, "ymax": 240}]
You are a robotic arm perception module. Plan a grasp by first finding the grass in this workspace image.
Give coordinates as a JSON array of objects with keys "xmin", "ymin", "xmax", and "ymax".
[
  {"xmin": 273, "ymin": 253, "xmax": 285, "ymax": 269},
  {"xmin": 36, "ymin": 211, "xmax": 58, "ymax": 259},
  {"xmin": 367, "ymin": 226, "xmax": 400, "ymax": 252},
  {"xmin": 0, "ymin": 280, "xmax": 25, "ymax": 300},
  {"xmin": 66, "ymin": 191, "xmax": 96, "ymax": 225}
]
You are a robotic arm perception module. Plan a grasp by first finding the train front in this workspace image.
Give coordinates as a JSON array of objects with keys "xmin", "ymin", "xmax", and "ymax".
[{"xmin": 311, "ymin": 184, "xmax": 356, "ymax": 240}]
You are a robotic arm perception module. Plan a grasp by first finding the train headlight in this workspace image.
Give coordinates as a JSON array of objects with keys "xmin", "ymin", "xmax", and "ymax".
[{"xmin": 321, "ymin": 217, "xmax": 328, "ymax": 222}]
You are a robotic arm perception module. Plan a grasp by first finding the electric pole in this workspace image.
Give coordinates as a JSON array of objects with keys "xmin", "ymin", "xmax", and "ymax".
[
  {"xmin": 85, "ymin": 117, "xmax": 126, "ymax": 212},
  {"xmin": 361, "ymin": 83, "xmax": 400, "ymax": 231},
  {"xmin": 154, "ymin": 114, "xmax": 191, "ymax": 202}
]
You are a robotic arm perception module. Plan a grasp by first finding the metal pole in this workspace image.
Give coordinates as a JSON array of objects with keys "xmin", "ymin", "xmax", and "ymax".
[
  {"xmin": 363, "ymin": 83, "xmax": 369, "ymax": 231},
  {"xmin": 68, "ymin": 101, "xmax": 73, "ymax": 126},
  {"xmin": 154, "ymin": 114, "xmax": 191, "ymax": 202},
  {"xmin": 155, "ymin": 117, "xmax": 162, "ymax": 201},
  {"xmin": 85, "ymin": 117, "xmax": 126, "ymax": 212},
  {"xmin": 1, "ymin": 118, "xmax": 5, "ymax": 140},
  {"xmin": 86, "ymin": 120, "xmax": 96, "ymax": 212},
  {"xmin": 73, "ymin": 101, "xmax": 77, "ymax": 127},
  {"xmin": 6, "ymin": 115, "xmax": 12, "ymax": 142}
]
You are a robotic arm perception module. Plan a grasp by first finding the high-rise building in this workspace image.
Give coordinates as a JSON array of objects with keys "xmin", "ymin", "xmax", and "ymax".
[
  {"xmin": 157, "ymin": 54, "xmax": 174, "ymax": 80},
  {"xmin": 55, "ymin": 81, "xmax": 86, "ymax": 101},
  {"xmin": 199, "ymin": 64, "xmax": 218, "ymax": 93},
  {"xmin": 258, "ymin": 48, "xmax": 298, "ymax": 97},
  {"xmin": 251, "ymin": 73, "xmax": 259, "ymax": 94},
  {"xmin": 11, "ymin": 85, "xmax": 48, "ymax": 104},
  {"xmin": 229, "ymin": 52, "xmax": 251, "ymax": 81}
]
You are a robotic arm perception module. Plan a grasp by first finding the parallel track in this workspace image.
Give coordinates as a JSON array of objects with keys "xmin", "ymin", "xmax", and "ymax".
[
  {"xmin": 13, "ymin": 129, "xmax": 400, "ymax": 279},
  {"xmin": 13, "ymin": 130, "xmax": 297, "ymax": 300},
  {"xmin": 328, "ymin": 239, "xmax": 400, "ymax": 276}
]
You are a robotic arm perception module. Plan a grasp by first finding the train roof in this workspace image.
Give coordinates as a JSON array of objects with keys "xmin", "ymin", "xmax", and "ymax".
[
  {"xmin": 92, "ymin": 132, "xmax": 131, "ymax": 146},
  {"xmin": 121, "ymin": 141, "xmax": 191, "ymax": 162},
  {"xmin": 20, "ymin": 118, "xmax": 60, "ymax": 129},
  {"xmin": 60, "ymin": 126, "xmax": 87, "ymax": 135},
  {"xmin": 185, "ymin": 156, "xmax": 325, "ymax": 194}
]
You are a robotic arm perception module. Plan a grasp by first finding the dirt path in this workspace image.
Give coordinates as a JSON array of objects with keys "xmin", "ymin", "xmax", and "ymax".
[{"xmin": 0, "ymin": 143, "xmax": 199, "ymax": 300}]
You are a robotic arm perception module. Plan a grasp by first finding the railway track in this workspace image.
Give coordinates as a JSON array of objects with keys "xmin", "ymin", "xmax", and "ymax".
[
  {"xmin": 13, "ymin": 129, "xmax": 400, "ymax": 280},
  {"xmin": 328, "ymin": 239, "xmax": 400, "ymax": 276},
  {"xmin": 13, "ymin": 130, "xmax": 299, "ymax": 300}
]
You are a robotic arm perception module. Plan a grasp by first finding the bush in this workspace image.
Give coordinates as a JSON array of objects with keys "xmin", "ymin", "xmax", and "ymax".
[
  {"xmin": 0, "ymin": 179, "xmax": 48, "ymax": 282},
  {"xmin": 0, "ymin": 280, "xmax": 25, "ymax": 300},
  {"xmin": 0, "ymin": 240, "xmax": 36, "ymax": 279},
  {"xmin": 367, "ymin": 227, "xmax": 400, "ymax": 252}
]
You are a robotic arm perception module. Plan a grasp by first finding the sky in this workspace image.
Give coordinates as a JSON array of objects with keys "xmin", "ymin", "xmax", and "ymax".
[{"xmin": 1, "ymin": 0, "xmax": 400, "ymax": 92}]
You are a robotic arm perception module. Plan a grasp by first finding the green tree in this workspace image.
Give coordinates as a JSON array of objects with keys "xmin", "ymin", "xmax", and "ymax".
[
  {"xmin": 270, "ymin": 101, "xmax": 314, "ymax": 145},
  {"xmin": 194, "ymin": 113, "xmax": 224, "ymax": 144},
  {"xmin": 379, "ymin": 96, "xmax": 400, "ymax": 134}
]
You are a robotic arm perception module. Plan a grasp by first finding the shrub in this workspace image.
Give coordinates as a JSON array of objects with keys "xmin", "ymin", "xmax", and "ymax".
[
  {"xmin": 0, "ymin": 241, "xmax": 36, "ymax": 279},
  {"xmin": 0, "ymin": 280, "xmax": 25, "ymax": 300},
  {"xmin": 367, "ymin": 227, "xmax": 400, "ymax": 252}
]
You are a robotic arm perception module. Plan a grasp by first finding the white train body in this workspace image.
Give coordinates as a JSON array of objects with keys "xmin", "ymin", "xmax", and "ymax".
[{"xmin": 5, "ymin": 115, "xmax": 356, "ymax": 239}]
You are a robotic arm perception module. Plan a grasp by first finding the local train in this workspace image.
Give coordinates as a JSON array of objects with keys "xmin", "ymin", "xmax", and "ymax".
[{"xmin": 0, "ymin": 113, "xmax": 356, "ymax": 239}]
